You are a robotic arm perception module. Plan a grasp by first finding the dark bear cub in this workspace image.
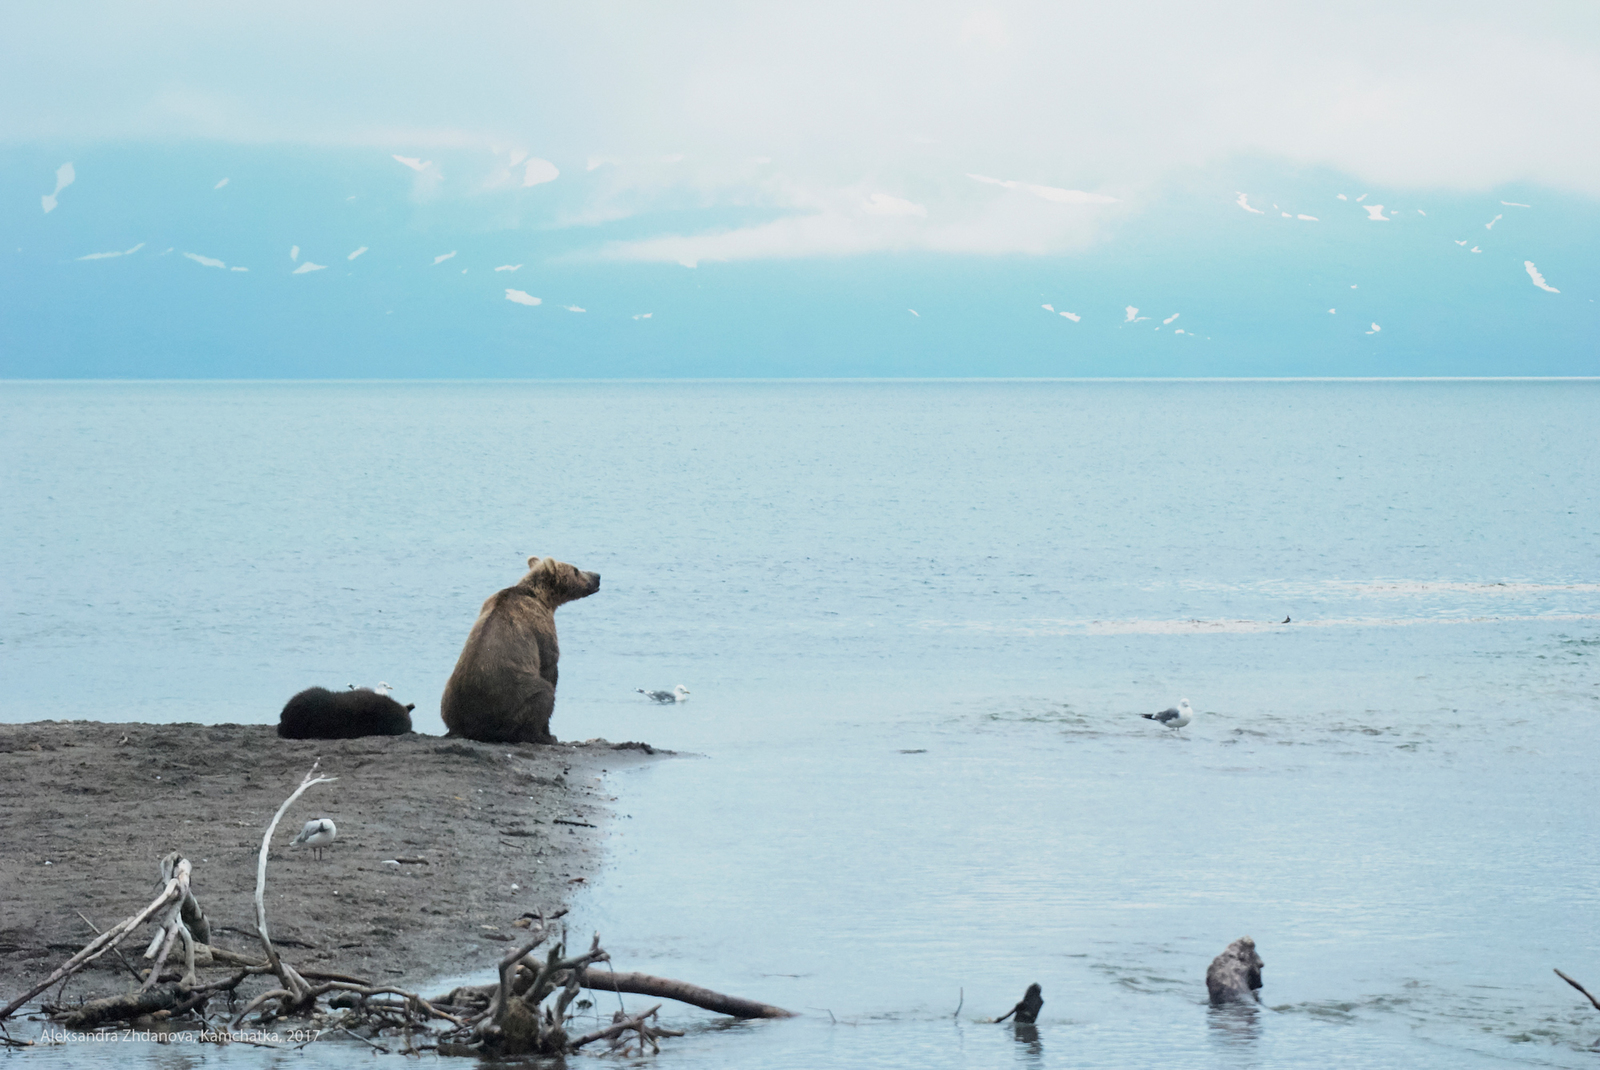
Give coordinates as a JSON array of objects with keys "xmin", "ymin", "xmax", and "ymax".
[{"xmin": 278, "ymin": 687, "xmax": 414, "ymax": 739}]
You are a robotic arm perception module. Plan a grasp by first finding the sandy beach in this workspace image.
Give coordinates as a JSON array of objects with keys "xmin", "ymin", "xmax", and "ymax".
[{"xmin": 0, "ymin": 722, "xmax": 661, "ymax": 1007}]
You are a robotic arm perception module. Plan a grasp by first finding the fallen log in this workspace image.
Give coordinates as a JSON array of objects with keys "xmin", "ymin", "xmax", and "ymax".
[
  {"xmin": 575, "ymin": 968, "xmax": 796, "ymax": 1019},
  {"xmin": 61, "ymin": 987, "xmax": 185, "ymax": 1030}
]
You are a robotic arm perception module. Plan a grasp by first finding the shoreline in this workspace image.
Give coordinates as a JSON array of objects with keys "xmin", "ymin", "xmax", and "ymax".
[{"xmin": 0, "ymin": 722, "xmax": 661, "ymax": 1010}]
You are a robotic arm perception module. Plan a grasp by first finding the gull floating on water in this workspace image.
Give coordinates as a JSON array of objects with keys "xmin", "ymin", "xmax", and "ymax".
[
  {"xmin": 637, "ymin": 685, "xmax": 691, "ymax": 704},
  {"xmin": 291, "ymin": 818, "xmax": 337, "ymax": 860},
  {"xmin": 1142, "ymin": 698, "xmax": 1194, "ymax": 733}
]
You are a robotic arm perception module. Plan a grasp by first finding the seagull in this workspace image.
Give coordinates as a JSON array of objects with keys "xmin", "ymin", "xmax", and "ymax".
[
  {"xmin": 373, "ymin": 682, "xmax": 394, "ymax": 696},
  {"xmin": 636, "ymin": 685, "xmax": 690, "ymax": 704},
  {"xmin": 290, "ymin": 818, "xmax": 337, "ymax": 861},
  {"xmin": 1282, "ymin": 616, "xmax": 1291, "ymax": 624},
  {"xmin": 1142, "ymin": 698, "xmax": 1194, "ymax": 733}
]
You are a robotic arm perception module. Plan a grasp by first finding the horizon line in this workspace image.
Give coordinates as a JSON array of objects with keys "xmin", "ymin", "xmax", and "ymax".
[{"xmin": 3, "ymin": 376, "xmax": 1599, "ymax": 386}]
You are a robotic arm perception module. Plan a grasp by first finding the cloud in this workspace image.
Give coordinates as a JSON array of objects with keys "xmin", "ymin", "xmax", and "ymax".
[
  {"xmin": 633, "ymin": 312, "xmax": 652, "ymax": 319},
  {"xmin": 523, "ymin": 158, "xmax": 559, "ymax": 186},
  {"xmin": 433, "ymin": 251, "xmax": 457, "ymax": 264},
  {"xmin": 908, "ymin": 308, "xmax": 919, "ymax": 317},
  {"xmin": 564, "ymin": 305, "xmax": 585, "ymax": 312},
  {"xmin": 1501, "ymin": 200, "xmax": 1531, "ymax": 207},
  {"xmin": 1367, "ymin": 323, "xmax": 1382, "ymax": 334},
  {"xmin": 214, "ymin": 177, "xmax": 229, "ymax": 189},
  {"xmin": 348, "ymin": 246, "xmax": 367, "ymax": 259},
  {"xmin": 77, "ymin": 242, "xmax": 145, "ymax": 260},
  {"xmin": 1124, "ymin": 306, "xmax": 1149, "ymax": 323},
  {"xmin": 505, "ymin": 288, "xmax": 541, "ymax": 306},
  {"xmin": 290, "ymin": 245, "xmax": 299, "ymax": 261},
  {"xmin": 969, "ymin": 173, "xmax": 1119, "ymax": 205},
  {"xmin": 292, "ymin": 261, "xmax": 327, "ymax": 273},
  {"xmin": 863, "ymin": 192, "xmax": 927, "ymax": 217},
  {"xmin": 41, "ymin": 162, "xmax": 74, "ymax": 213},
  {"xmin": 230, "ymin": 266, "xmax": 248, "ymax": 271},
  {"xmin": 183, "ymin": 252, "xmax": 226, "ymax": 268},
  {"xmin": 960, "ymin": 10, "xmax": 1008, "ymax": 49},
  {"xmin": 1297, "ymin": 214, "xmax": 1318, "ymax": 221},
  {"xmin": 1163, "ymin": 312, "xmax": 1180, "ymax": 324},
  {"xmin": 1363, "ymin": 205, "xmax": 1389, "ymax": 221},
  {"xmin": 9, "ymin": 5, "xmax": 1600, "ymax": 205},
  {"xmin": 1524, "ymin": 261, "xmax": 1560, "ymax": 293},
  {"xmin": 1485, "ymin": 213, "xmax": 1503, "ymax": 229},
  {"xmin": 1059, "ymin": 311, "xmax": 1080, "ymax": 322},
  {"xmin": 494, "ymin": 264, "xmax": 522, "ymax": 271},
  {"xmin": 1235, "ymin": 192, "xmax": 1264, "ymax": 214},
  {"xmin": 392, "ymin": 155, "xmax": 432, "ymax": 172},
  {"xmin": 596, "ymin": 170, "xmax": 1116, "ymax": 264}
]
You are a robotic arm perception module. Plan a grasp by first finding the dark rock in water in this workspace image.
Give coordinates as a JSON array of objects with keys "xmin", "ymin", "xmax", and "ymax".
[
  {"xmin": 997, "ymin": 982, "xmax": 1043, "ymax": 1024},
  {"xmin": 278, "ymin": 687, "xmax": 414, "ymax": 739},
  {"xmin": 1206, "ymin": 936, "xmax": 1264, "ymax": 1005}
]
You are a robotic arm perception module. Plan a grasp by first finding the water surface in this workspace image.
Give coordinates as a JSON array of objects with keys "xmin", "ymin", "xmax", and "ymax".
[{"xmin": 3, "ymin": 379, "xmax": 1598, "ymax": 1067}]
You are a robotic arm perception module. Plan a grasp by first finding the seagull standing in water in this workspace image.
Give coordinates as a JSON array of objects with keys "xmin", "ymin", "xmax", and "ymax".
[
  {"xmin": 1142, "ymin": 698, "xmax": 1195, "ymax": 734},
  {"xmin": 636, "ymin": 685, "xmax": 691, "ymax": 704},
  {"xmin": 291, "ymin": 818, "xmax": 338, "ymax": 860}
]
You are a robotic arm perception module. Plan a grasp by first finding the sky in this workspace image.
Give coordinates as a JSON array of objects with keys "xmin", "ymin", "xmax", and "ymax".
[{"xmin": 2, "ymin": 1, "xmax": 1597, "ymax": 377}]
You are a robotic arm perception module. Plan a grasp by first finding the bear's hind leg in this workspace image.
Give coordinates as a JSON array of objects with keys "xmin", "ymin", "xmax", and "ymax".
[{"xmin": 510, "ymin": 679, "xmax": 558, "ymax": 744}]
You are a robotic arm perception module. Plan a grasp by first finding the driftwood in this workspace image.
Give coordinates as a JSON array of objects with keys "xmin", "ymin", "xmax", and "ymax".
[
  {"xmin": 469, "ymin": 924, "xmax": 612, "ymax": 1055},
  {"xmin": 249, "ymin": 761, "xmax": 337, "ymax": 1016},
  {"xmin": 1556, "ymin": 969, "xmax": 1600, "ymax": 1012},
  {"xmin": 140, "ymin": 854, "xmax": 199, "ymax": 990},
  {"xmin": 571, "ymin": 1003, "xmax": 686, "ymax": 1055},
  {"xmin": 0, "ymin": 757, "xmax": 783, "ymax": 1060},
  {"xmin": 61, "ymin": 987, "xmax": 205, "ymax": 1030},
  {"xmin": 0, "ymin": 858, "xmax": 191, "ymax": 1020},
  {"xmin": 576, "ymin": 967, "xmax": 796, "ymax": 1019},
  {"xmin": 995, "ymin": 983, "xmax": 1043, "ymax": 1024}
]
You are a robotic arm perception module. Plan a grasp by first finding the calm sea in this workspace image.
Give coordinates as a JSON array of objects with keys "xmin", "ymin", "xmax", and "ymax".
[{"xmin": 3, "ymin": 379, "xmax": 1599, "ymax": 1068}]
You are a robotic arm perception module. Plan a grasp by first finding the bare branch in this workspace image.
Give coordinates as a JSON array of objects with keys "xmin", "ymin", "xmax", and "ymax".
[{"xmin": 1556, "ymin": 969, "xmax": 1600, "ymax": 1012}]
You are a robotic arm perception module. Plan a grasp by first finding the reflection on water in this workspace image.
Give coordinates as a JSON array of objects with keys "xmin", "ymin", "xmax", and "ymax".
[
  {"xmin": 1207, "ymin": 1001, "xmax": 1263, "ymax": 1048},
  {"xmin": 1009, "ymin": 1022, "xmax": 1044, "ymax": 1067}
]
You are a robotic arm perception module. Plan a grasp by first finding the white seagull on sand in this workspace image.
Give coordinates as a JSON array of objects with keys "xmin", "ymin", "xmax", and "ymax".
[
  {"xmin": 291, "ymin": 818, "xmax": 338, "ymax": 860},
  {"xmin": 1142, "ymin": 698, "xmax": 1195, "ymax": 733},
  {"xmin": 636, "ymin": 685, "xmax": 691, "ymax": 704}
]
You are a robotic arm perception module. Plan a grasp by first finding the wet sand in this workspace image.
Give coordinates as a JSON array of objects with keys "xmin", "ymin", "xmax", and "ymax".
[{"xmin": 0, "ymin": 722, "xmax": 660, "ymax": 1007}]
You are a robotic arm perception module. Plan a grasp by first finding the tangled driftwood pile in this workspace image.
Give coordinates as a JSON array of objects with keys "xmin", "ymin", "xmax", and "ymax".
[{"xmin": 0, "ymin": 762, "xmax": 791, "ymax": 1057}]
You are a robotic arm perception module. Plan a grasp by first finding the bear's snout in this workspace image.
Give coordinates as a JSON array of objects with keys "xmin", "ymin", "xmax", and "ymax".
[{"xmin": 584, "ymin": 571, "xmax": 601, "ymax": 594}]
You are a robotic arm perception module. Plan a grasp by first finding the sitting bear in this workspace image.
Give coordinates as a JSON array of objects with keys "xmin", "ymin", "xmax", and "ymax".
[
  {"xmin": 278, "ymin": 687, "xmax": 414, "ymax": 739},
  {"xmin": 440, "ymin": 556, "xmax": 601, "ymax": 744},
  {"xmin": 1206, "ymin": 936, "xmax": 1264, "ymax": 1005}
]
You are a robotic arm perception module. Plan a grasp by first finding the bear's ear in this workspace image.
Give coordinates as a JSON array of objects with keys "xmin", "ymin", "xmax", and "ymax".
[
  {"xmin": 527, "ymin": 556, "xmax": 540, "ymax": 569},
  {"xmin": 531, "ymin": 557, "xmax": 559, "ymax": 576}
]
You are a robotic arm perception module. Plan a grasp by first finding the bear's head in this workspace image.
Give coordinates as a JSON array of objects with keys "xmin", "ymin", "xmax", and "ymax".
[
  {"xmin": 523, "ymin": 556, "xmax": 601, "ymax": 605},
  {"xmin": 1229, "ymin": 937, "xmax": 1264, "ymax": 990}
]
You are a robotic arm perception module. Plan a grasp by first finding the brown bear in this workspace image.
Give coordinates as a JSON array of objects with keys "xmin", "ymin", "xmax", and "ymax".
[
  {"xmin": 1206, "ymin": 936, "xmax": 1264, "ymax": 1005},
  {"xmin": 278, "ymin": 686, "xmax": 414, "ymax": 739},
  {"xmin": 440, "ymin": 556, "xmax": 601, "ymax": 744}
]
